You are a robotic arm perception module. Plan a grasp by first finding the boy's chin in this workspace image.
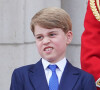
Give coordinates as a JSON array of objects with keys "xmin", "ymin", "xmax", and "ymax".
[{"xmin": 47, "ymin": 59, "xmax": 58, "ymax": 64}]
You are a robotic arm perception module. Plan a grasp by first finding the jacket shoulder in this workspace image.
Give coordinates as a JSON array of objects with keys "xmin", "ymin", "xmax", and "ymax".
[
  {"xmin": 13, "ymin": 64, "xmax": 35, "ymax": 74},
  {"xmin": 72, "ymin": 65, "xmax": 95, "ymax": 80}
]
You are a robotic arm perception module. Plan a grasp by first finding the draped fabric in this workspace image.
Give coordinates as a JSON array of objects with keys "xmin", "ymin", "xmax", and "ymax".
[{"xmin": 81, "ymin": 0, "xmax": 100, "ymax": 89}]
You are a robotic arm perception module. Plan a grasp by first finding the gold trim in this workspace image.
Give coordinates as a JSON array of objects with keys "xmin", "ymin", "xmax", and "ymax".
[
  {"xmin": 90, "ymin": 0, "xmax": 100, "ymax": 21},
  {"xmin": 96, "ymin": 0, "xmax": 100, "ymax": 13}
]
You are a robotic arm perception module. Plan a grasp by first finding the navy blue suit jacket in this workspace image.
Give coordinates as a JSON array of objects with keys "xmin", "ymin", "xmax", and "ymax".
[{"xmin": 10, "ymin": 59, "xmax": 96, "ymax": 90}]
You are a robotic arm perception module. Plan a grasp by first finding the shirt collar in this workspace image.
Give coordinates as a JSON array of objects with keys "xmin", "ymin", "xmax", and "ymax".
[{"xmin": 42, "ymin": 57, "xmax": 67, "ymax": 72}]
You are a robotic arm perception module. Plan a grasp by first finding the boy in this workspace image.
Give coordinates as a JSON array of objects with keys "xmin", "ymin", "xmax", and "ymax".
[{"xmin": 10, "ymin": 7, "xmax": 96, "ymax": 90}]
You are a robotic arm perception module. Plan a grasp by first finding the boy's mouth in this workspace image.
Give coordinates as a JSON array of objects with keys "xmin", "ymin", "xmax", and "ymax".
[{"xmin": 44, "ymin": 47, "xmax": 53, "ymax": 51}]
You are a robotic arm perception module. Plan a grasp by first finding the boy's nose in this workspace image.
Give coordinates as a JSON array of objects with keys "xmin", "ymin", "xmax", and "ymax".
[{"xmin": 43, "ymin": 37, "xmax": 50, "ymax": 45}]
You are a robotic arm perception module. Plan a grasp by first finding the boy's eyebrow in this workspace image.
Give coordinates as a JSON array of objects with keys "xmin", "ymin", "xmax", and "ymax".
[
  {"xmin": 47, "ymin": 30, "xmax": 59, "ymax": 34},
  {"xmin": 48, "ymin": 31, "xmax": 58, "ymax": 33},
  {"xmin": 34, "ymin": 34, "xmax": 42, "ymax": 37},
  {"xmin": 35, "ymin": 30, "xmax": 58, "ymax": 36}
]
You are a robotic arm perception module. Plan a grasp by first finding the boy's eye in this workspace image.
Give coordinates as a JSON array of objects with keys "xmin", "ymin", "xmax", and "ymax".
[
  {"xmin": 36, "ymin": 36, "xmax": 43, "ymax": 40},
  {"xmin": 50, "ymin": 33, "xmax": 56, "ymax": 36}
]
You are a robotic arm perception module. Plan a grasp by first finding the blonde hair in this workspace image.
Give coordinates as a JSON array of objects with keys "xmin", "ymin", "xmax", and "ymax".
[{"xmin": 30, "ymin": 7, "xmax": 72, "ymax": 34}]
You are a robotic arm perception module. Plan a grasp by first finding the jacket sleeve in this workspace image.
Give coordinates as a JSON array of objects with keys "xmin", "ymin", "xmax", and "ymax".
[
  {"xmin": 81, "ymin": 0, "xmax": 100, "ymax": 89},
  {"xmin": 83, "ymin": 74, "xmax": 97, "ymax": 90},
  {"xmin": 10, "ymin": 69, "xmax": 24, "ymax": 90}
]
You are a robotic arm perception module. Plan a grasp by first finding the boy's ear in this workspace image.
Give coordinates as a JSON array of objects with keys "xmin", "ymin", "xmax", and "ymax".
[{"xmin": 66, "ymin": 31, "xmax": 73, "ymax": 44}]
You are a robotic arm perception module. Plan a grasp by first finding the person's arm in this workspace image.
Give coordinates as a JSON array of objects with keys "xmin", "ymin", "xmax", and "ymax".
[
  {"xmin": 10, "ymin": 69, "xmax": 24, "ymax": 90},
  {"xmin": 83, "ymin": 74, "xmax": 97, "ymax": 90},
  {"xmin": 81, "ymin": 0, "xmax": 100, "ymax": 89}
]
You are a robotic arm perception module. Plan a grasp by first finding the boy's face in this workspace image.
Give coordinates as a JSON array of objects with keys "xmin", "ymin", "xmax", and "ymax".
[{"xmin": 34, "ymin": 25, "xmax": 72, "ymax": 63}]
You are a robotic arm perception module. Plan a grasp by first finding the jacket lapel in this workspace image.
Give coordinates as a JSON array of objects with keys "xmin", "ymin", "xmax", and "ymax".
[
  {"xmin": 59, "ymin": 61, "xmax": 80, "ymax": 90},
  {"xmin": 28, "ymin": 59, "xmax": 49, "ymax": 90}
]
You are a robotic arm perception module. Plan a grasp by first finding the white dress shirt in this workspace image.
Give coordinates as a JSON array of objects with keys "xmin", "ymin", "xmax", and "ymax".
[{"xmin": 42, "ymin": 58, "xmax": 67, "ymax": 85}]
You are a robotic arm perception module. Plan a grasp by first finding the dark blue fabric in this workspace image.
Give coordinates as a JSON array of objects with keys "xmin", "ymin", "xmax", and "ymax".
[
  {"xmin": 48, "ymin": 65, "xmax": 59, "ymax": 90},
  {"xmin": 10, "ymin": 59, "xmax": 97, "ymax": 90}
]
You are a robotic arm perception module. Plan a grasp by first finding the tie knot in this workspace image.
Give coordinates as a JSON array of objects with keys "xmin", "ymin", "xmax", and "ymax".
[{"xmin": 48, "ymin": 65, "xmax": 57, "ymax": 72}]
